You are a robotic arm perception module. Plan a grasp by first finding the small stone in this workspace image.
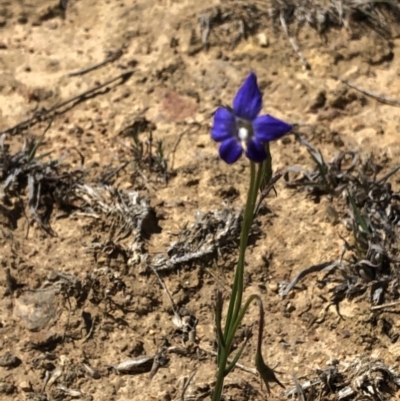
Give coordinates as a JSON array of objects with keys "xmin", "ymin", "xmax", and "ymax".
[
  {"xmin": 257, "ymin": 32, "xmax": 269, "ymax": 47},
  {"xmin": 84, "ymin": 121, "xmax": 93, "ymax": 130},
  {"xmin": 328, "ymin": 358, "xmax": 340, "ymax": 366},
  {"xmin": 67, "ymin": 124, "xmax": 83, "ymax": 135},
  {"xmin": 0, "ymin": 352, "xmax": 21, "ymax": 368},
  {"xmin": 19, "ymin": 381, "xmax": 31, "ymax": 392},
  {"xmin": 317, "ymin": 109, "xmax": 340, "ymax": 122},
  {"xmin": 194, "ymin": 113, "xmax": 204, "ymax": 124},
  {"xmin": 17, "ymin": 14, "xmax": 28, "ymax": 24},
  {"xmin": 325, "ymin": 206, "xmax": 339, "ymax": 225},
  {"xmin": 332, "ymin": 133, "xmax": 344, "ymax": 148},
  {"xmin": 268, "ymin": 282, "xmax": 279, "ymax": 293},
  {"xmin": 281, "ymin": 136, "xmax": 291, "ymax": 145},
  {"xmin": 45, "ymin": 21, "xmax": 58, "ymax": 30},
  {"xmin": 127, "ymin": 339, "xmax": 144, "ymax": 357},
  {"xmin": 14, "ymin": 287, "xmax": 62, "ymax": 331},
  {"xmin": 0, "ymin": 382, "xmax": 15, "ymax": 394},
  {"xmin": 340, "ymin": 330, "xmax": 351, "ymax": 339},
  {"xmin": 309, "ymin": 91, "xmax": 326, "ymax": 111}
]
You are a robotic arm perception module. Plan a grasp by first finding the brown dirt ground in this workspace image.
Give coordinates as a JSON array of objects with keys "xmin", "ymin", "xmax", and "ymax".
[{"xmin": 1, "ymin": 1, "xmax": 400, "ymax": 400}]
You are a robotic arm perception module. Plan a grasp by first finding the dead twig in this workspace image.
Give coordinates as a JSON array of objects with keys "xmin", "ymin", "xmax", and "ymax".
[
  {"xmin": 170, "ymin": 125, "xmax": 201, "ymax": 171},
  {"xmin": 205, "ymin": 267, "xmax": 230, "ymax": 293},
  {"xmin": 279, "ymin": 10, "xmax": 311, "ymax": 70},
  {"xmin": 202, "ymin": 348, "xmax": 257, "ymax": 376},
  {"xmin": 0, "ymin": 70, "xmax": 134, "ymax": 136},
  {"xmin": 136, "ymin": 168, "xmax": 158, "ymax": 194},
  {"xmin": 100, "ymin": 161, "xmax": 129, "ymax": 184},
  {"xmin": 281, "ymin": 261, "xmax": 339, "ymax": 297},
  {"xmin": 149, "ymin": 264, "xmax": 197, "ymax": 342},
  {"xmin": 68, "ymin": 48, "xmax": 124, "ymax": 77},
  {"xmin": 181, "ymin": 370, "xmax": 197, "ymax": 401},
  {"xmin": 291, "ymin": 372, "xmax": 306, "ymax": 401},
  {"xmin": 5, "ymin": 268, "xmax": 17, "ymax": 296},
  {"xmin": 81, "ymin": 316, "xmax": 96, "ymax": 343},
  {"xmin": 376, "ymin": 164, "xmax": 400, "ymax": 184},
  {"xmin": 149, "ymin": 264, "xmax": 179, "ymax": 317},
  {"xmin": 371, "ymin": 301, "xmax": 400, "ymax": 311},
  {"xmin": 255, "ymin": 172, "xmax": 283, "ymax": 215},
  {"xmin": 109, "ymin": 353, "xmax": 168, "ymax": 377},
  {"xmin": 332, "ymin": 74, "xmax": 400, "ymax": 107},
  {"xmin": 56, "ymin": 385, "xmax": 84, "ymax": 398}
]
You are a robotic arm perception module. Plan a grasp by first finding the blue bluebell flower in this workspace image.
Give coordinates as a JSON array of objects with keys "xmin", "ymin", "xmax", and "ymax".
[{"xmin": 211, "ymin": 72, "xmax": 292, "ymax": 164}]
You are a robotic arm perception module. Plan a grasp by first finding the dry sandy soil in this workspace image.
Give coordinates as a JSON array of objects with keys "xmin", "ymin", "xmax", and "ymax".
[{"xmin": 1, "ymin": 1, "xmax": 400, "ymax": 400}]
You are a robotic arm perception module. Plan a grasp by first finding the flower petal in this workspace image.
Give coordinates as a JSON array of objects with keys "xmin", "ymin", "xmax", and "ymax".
[
  {"xmin": 233, "ymin": 72, "xmax": 262, "ymax": 121},
  {"xmin": 219, "ymin": 138, "xmax": 243, "ymax": 164},
  {"xmin": 253, "ymin": 114, "xmax": 292, "ymax": 142},
  {"xmin": 245, "ymin": 139, "xmax": 268, "ymax": 163},
  {"xmin": 211, "ymin": 107, "xmax": 237, "ymax": 142}
]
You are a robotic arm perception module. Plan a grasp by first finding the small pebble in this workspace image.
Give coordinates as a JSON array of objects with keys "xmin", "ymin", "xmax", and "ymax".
[
  {"xmin": 257, "ymin": 32, "xmax": 269, "ymax": 47},
  {"xmin": 19, "ymin": 381, "xmax": 31, "ymax": 392},
  {"xmin": 268, "ymin": 282, "xmax": 279, "ymax": 293}
]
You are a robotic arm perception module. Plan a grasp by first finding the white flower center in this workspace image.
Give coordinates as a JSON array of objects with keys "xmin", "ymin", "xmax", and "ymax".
[{"xmin": 238, "ymin": 127, "xmax": 249, "ymax": 142}]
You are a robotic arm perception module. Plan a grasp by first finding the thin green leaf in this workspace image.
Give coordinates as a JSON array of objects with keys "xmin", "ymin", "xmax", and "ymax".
[
  {"xmin": 215, "ymin": 291, "xmax": 225, "ymax": 351},
  {"xmin": 347, "ymin": 190, "xmax": 370, "ymax": 234},
  {"xmin": 224, "ymin": 336, "xmax": 249, "ymax": 377},
  {"xmin": 255, "ymin": 351, "xmax": 285, "ymax": 394}
]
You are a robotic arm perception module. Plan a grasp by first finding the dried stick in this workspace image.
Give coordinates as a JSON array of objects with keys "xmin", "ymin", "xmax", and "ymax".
[
  {"xmin": 68, "ymin": 49, "xmax": 123, "ymax": 77},
  {"xmin": 202, "ymin": 348, "xmax": 258, "ymax": 376},
  {"xmin": 0, "ymin": 70, "xmax": 134, "ymax": 136},
  {"xmin": 371, "ymin": 301, "xmax": 400, "ymax": 311},
  {"xmin": 282, "ymin": 260, "xmax": 339, "ymax": 296},
  {"xmin": 332, "ymin": 74, "xmax": 400, "ymax": 107},
  {"xmin": 180, "ymin": 370, "xmax": 197, "ymax": 401},
  {"xmin": 149, "ymin": 264, "xmax": 179, "ymax": 316},
  {"xmin": 280, "ymin": 11, "xmax": 311, "ymax": 70}
]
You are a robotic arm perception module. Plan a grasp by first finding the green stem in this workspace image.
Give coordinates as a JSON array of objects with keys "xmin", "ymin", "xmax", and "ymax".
[
  {"xmin": 226, "ymin": 294, "xmax": 260, "ymax": 347},
  {"xmin": 212, "ymin": 157, "xmax": 269, "ymax": 401},
  {"xmin": 212, "ymin": 349, "xmax": 229, "ymax": 401},
  {"xmin": 223, "ymin": 162, "xmax": 257, "ymax": 337},
  {"xmin": 229, "ymin": 162, "xmax": 264, "ymax": 329},
  {"xmin": 212, "ymin": 295, "xmax": 260, "ymax": 401}
]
